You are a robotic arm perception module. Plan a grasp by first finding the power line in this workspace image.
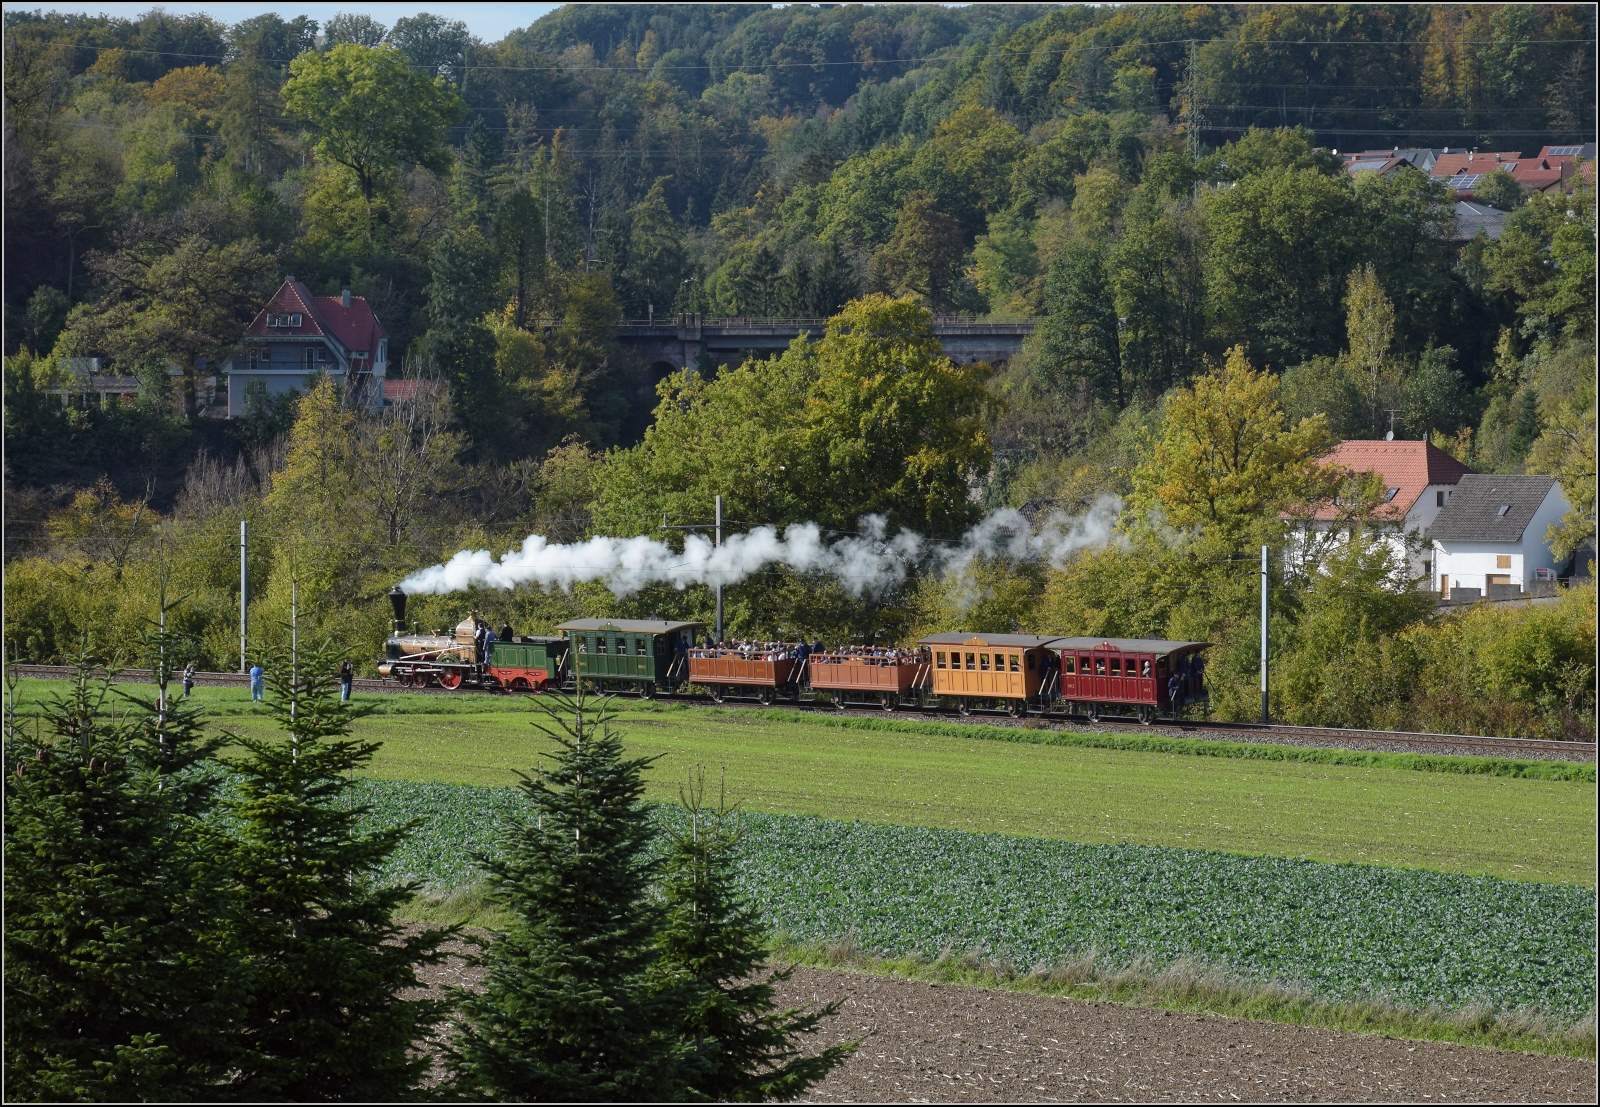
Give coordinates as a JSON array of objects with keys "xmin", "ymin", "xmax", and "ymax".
[{"xmin": 12, "ymin": 34, "xmax": 1595, "ymax": 75}]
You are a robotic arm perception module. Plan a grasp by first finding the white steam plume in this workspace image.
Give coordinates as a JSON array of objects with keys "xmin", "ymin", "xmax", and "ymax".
[{"xmin": 397, "ymin": 495, "xmax": 1124, "ymax": 598}]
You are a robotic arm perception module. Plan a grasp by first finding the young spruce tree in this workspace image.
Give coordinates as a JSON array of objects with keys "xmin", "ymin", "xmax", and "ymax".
[
  {"xmin": 450, "ymin": 694, "xmax": 685, "ymax": 1100},
  {"xmin": 4, "ymin": 631, "xmax": 231, "ymax": 1101},
  {"xmin": 222, "ymin": 634, "xmax": 451, "ymax": 1099},
  {"xmin": 657, "ymin": 771, "xmax": 856, "ymax": 1101}
]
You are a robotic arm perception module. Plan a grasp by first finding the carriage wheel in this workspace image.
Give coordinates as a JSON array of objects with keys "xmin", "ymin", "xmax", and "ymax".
[
  {"xmin": 882, "ymin": 693, "xmax": 897, "ymax": 712},
  {"xmin": 1005, "ymin": 700, "xmax": 1022, "ymax": 718},
  {"xmin": 756, "ymin": 688, "xmax": 774, "ymax": 706},
  {"xmin": 956, "ymin": 699, "xmax": 972, "ymax": 716},
  {"xmin": 639, "ymin": 682, "xmax": 656, "ymax": 700},
  {"xmin": 830, "ymin": 693, "xmax": 846, "ymax": 712},
  {"xmin": 1088, "ymin": 704, "xmax": 1100, "ymax": 722},
  {"xmin": 710, "ymin": 686, "xmax": 726, "ymax": 704},
  {"xmin": 437, "ymin": 669, "xmax": 463, "ymax": 690}
]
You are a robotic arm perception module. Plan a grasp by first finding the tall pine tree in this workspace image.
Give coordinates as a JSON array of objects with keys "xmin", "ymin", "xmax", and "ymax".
[
  {"xmin": 4, "ymin": 628, "xmax": 232, "ymax": 1101},
  {"xmin": 450, "ymin": 694, "xmax": 685, "ymax": 1101},
  {"xmin": 657, "ymin": 771, "xmax": 856, "ymax": 1101},
  {"xmin": 221, "ymin": 634, "xmax": 451, "ymax": 1100}
]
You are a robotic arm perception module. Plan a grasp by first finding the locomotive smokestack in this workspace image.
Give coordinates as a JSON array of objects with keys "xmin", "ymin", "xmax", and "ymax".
[{"xmin": 388, "ymin": 586, "xmax": 407, "ymax": 634}]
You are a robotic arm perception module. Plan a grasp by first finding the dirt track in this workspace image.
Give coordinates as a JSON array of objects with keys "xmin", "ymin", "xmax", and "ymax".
[{"xmin": 416, "ymin": 940, "xmax": 1595, "ymax": 1102}]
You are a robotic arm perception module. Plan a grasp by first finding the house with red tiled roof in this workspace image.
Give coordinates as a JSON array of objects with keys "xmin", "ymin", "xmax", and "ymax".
[
  {"xmin": 1297, "ymin": 440, "xmax": 1474, "ymax": 582},
  {"xmin": 224, "ymin": 277, "xmax": 388, "ymax": 417}
]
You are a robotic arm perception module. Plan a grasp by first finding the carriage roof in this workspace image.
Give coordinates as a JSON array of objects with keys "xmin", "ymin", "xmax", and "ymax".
[
  {"xmin": 555, "ymin": 619, "xmax": 705, "ymax": 634},
  {"xmin": 1051, "ymin": 638, "xmax": 1208, "ymax": 655},
  {"xmin": 917, "ymin": 633, "xmax": 1070, "ymax": 649}
]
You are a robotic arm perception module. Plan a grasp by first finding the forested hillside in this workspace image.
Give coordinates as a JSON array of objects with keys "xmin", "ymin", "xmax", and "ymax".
[{"xmin": 3, "ymin": 4, "xmax": 1595, "ymax": 737}]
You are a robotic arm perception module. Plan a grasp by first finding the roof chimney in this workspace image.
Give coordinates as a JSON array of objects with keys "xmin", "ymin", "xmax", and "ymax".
[{"xmin": 341, "ymin": 289, "xmax": 351, "ymax": 307}]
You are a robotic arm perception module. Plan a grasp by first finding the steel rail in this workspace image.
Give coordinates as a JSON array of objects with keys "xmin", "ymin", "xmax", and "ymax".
[{"xmin": 8, "ymin": 664, "xmax": 1592, "ymax": 760}]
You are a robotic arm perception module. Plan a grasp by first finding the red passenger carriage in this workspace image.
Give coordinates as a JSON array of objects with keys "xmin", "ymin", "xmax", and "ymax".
[{"xmin": 1055, "ymin": 638, "xmax": 1208, "ymax": 722}]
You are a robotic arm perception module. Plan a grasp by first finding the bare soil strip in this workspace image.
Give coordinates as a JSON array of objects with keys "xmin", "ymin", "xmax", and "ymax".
[
  {"xmin": 769, "ymin": 968, "xmax": 1597, "ymax": 1103},
  {"xmin": 411, "ymin": 941, "xmax": 1594, "ymax": 1103}
]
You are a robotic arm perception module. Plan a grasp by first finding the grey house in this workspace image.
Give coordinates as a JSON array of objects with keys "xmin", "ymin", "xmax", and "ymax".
[
  {"xmin": 1428, "ymin": 474, "xmax": 1571, "ymax": 597},
  {"xmin": 225, "ymin": 277, "xmax": 388, "ymax": 416}
]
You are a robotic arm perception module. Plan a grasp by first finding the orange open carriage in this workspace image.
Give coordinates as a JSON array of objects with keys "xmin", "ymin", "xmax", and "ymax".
[
  {"xmin": 687, "ymin": 647, "xmax": 801, "ymax": 704},
  {"xmin": 807, "ymin": 649, "xmax": 930, "ymax": 711}
]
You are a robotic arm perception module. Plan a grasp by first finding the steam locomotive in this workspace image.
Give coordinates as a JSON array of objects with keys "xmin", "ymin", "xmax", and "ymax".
[{"xmin": 377, "ymin": 587, "xmax": 1208, "ymax": 721}]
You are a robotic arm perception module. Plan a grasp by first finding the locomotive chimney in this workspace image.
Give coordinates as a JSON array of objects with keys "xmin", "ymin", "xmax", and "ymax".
[{"xmin": 388, "ymin": 586, "xmax": 407, "ymax": 634}]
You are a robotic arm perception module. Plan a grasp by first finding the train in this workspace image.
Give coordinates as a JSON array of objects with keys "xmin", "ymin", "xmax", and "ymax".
[{"xmin": 376, "ymin": 587, "xmax": 1208, "ymax": 722}]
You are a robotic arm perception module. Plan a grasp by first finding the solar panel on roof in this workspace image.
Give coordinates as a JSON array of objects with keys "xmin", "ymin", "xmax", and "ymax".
[
  {"xmin": 1548, "ymin": 145, "xmax": 1582, "ymax": 156},
  {"xmin": 1447, "ymin": 175, "xmax": 1484, "ymax": 187}
]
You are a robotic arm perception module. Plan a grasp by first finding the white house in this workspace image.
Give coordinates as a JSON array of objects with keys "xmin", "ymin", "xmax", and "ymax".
[
  {"xmin": 1296, "ymin": 440, "xmax": 1473, "ymax": 580},
  {"xmin": 1428, "ymin": 474, "xmax": 1571, "ymax": 596},
  {"xmin": 223, "ymin": 277, "xmax": 388, "ymax": 416}
]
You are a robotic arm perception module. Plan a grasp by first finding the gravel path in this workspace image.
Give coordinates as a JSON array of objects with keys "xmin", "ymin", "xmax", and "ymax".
[{"xmin": 412, "ymin": 941, "xmax": 1595, "ymax": 1102}]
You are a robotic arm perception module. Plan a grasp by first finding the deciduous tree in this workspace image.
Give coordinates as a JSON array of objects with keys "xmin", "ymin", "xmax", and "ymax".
[
  {"xmin": 282, "ymin": 43, "xmax": 465, "ymax": 233},
  {"xmin": 1129, "ymin": 346, "xmax": 1336, "ymax": 551}
]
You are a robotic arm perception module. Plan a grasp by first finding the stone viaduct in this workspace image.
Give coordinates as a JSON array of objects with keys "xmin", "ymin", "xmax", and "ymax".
[{"xmin": 614, "ymin": 314, "xmax": 1038, "ymax": 378}]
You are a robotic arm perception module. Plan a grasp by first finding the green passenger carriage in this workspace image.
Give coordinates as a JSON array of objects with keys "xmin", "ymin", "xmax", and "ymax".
[{"xmin": 555, "ymin": 619, "xmax": 704, "ymax": 698}]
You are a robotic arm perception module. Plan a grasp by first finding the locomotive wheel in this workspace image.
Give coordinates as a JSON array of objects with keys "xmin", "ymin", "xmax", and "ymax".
[
  {"xmin": 438, "ymin": 669, "xmax": 463, "ymax": 690},
  {"xmin": 511, "ymin": 677, "xmax": 531, "ymax": 693}
]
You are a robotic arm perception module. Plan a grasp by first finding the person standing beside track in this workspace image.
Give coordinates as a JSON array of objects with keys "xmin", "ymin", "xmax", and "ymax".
[
  {"xmin": 250, "ymin": 662, "xmax": 265, "ymax": 702},
  {"xmin": 339, "ymin": 659, "xmax": 354, "ymax": 703},
  {"xmin": 183, "ymin": 661, "xmax": 195, "ymax": 697}
]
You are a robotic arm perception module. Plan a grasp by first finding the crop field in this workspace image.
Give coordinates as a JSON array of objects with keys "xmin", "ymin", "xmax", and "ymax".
[
  {"xmin": 9, "ymin": 679, "xmax": 1595, "ymax": 883},
  {"xmin": 356, "ymin": 777, "xmax": 1596, "ymax": 1021}
]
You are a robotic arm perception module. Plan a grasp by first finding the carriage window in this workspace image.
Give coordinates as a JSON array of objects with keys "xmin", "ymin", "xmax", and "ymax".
[
  {"xmin": 1009, "ymin": 653, "xmax": 1020, "ymax": 672},
  {"xmin": 1109, "ymin": 658, "xmax": 1121, "ymax": 676},
  {"xmin": 635, "ymin": 638, "xmax": 648, "ymax": 656},
  {"xmin": 1061, "ymin": 656, "xmax": 1075, "ymax": 674},
  {"xmin": 936, "ymin": 652, "xmax": 947, "ymax": 668},
  {"xmin": 965, "ymin": 652, "xmax": 976, "ymax": 670},
  {"xmin": 979, "ymin": 653, "xmax": 990, "ymax": 671},
  {"xmin": 615, "ymin": 637, "xmax": 626, "ymax": 654},
  {"xmin": 1094, "ymin": 657, "xmax": 1106, "ymax": 675},
  {"xmin": 597, "ymin": 637, "xmax": 608, "ymax": 654},
  {"xmin": 1027, "ymin": 653, "xmax": 1037, "ymax": 670}
]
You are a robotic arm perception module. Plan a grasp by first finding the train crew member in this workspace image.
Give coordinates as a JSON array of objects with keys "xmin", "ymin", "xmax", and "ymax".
[
  {"xmin": 250, "ymin": 662, "xmax": 265, "ymax": 702},
  {"xmin": 1167, "ymin": 673, "xmax": 1182, "ymax": 716},
  {"xmin": 500, "ymin": 623, "xmax": 514, "ymax": 643},
  {"xmin": 182, "ymin": 661, "xmax": 195, "ymax": 697},
  {"xmin": 339, "ymin": 659, "xmax": 354, "ymax": 703}
]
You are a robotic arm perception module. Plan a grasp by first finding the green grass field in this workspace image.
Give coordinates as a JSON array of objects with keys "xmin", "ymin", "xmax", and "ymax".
[{"xmin": 11, "ymin": 679, "xmax": 1594, "ymax": 884}]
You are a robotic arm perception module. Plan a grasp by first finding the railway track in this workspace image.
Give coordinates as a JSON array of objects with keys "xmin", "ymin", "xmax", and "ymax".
[{"xmin": 8, "ymin": 663, "xmax": 1593, "ymax": 762}]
